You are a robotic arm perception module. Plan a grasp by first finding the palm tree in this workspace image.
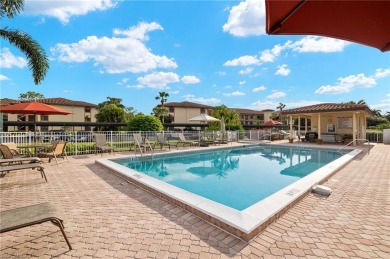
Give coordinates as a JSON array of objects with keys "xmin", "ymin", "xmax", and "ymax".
[
  {"xmin": 277, "ymin": 103, "xmax": 286, "ymax": 124},
  {"xmin": 155, "ymin": 92, "xmax": 169, "ymax": 123},
  {"xmin": 0, "ymin": 0, "xmax": 49, "ymax": 85}
]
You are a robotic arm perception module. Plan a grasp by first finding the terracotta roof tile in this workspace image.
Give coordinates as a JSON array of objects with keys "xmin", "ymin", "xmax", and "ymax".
[
  {"xmin": 281, "ymin": 103, "xmax": 375, "ymax": 116},
  {"xmin": 0, "ymin": 98, "xmax": 98, "ymax": 108},
  {"xmin": 164, "ymin": 101, "xmax": 213, "ymax": 109}
]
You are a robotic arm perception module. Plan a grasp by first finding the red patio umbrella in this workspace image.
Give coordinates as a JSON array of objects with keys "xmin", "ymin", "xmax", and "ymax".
[
  {"xmin": 0, "ymin": 101, "xmax": 71, "ymax": 140},
  {"xmin": 262, "ymin": 120, "xmax": 282, "ymax": 126},
  {"xmin": 265, "ymin": 0, "xmax": 390, "ymax": 52}
]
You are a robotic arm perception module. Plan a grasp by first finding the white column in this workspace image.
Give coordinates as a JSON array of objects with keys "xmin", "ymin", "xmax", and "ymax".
[
  {"xmin": 289, "ymin": 116, "xmax": 293, "ymax": 137},
  {"xmin": 317, "ymin": 113, "xmax": 321, "ymax": 139},
  {"xmin": 305, "ymin": 117, "xmax": 308, "ymax": 133},
  {"xmin": 352, "ymin": 112, "xmax": 357, "ymax": 145},
  {"xmin": 298, "ymin": 116, "xmax": 301, "ymax": 139}
]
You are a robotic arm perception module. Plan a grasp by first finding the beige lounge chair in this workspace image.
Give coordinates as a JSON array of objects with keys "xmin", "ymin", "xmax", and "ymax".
[
  {"xmin": 178, "ymin": 133, "xmax": 198, "ymax": 147},
  {"xmin": 0, "ymin": 163, "xmax": 47, "ymax": 182},
  {"xmin": 95, "ymin": 134, "xmax": 115, "ymax": 156},
  {"xmin": 1, "ymin": 142, "xmax": 22, "ymax": 157},
  {"xmin": 40, "ymin": 141, "xmax": 68, "ymax": 165},
  {"xmin": 156, "ymin": 133, "xmax": 179, "ymax": 150},
  {"xmin": 0, "ymin": 157, "xmax": 41, "ymax": 166},
  {"xmin": 133, "ymin": 133, "xmax": 153, "ymax": 155},
  {"xmin": 0, "ymin": 144, "xmax": 22, "ymax": 159},
  {"xmin": 0, "ymin": 202, "xmax": 72, "ymax": 250}
]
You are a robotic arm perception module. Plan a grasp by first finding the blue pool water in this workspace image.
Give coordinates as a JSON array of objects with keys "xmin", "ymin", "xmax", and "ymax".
[{"xmin": 115, "ymin": 146, "xmax": 345, "ymax": 210}]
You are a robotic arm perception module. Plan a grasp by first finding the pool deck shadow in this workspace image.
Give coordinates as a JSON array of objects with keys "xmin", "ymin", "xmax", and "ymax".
[{"xmin": 0, "ymin": 142, "xmax": 389, "ymax": 258}]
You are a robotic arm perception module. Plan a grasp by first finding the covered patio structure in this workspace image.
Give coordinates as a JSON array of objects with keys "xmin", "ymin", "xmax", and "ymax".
[{"xmin": 281, "ymin": 103, "xmax": 375, "ymax": 145}]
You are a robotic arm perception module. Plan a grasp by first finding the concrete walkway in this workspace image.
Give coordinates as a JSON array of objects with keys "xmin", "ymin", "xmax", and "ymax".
[{"xmin": 0, "ymin": 143, "xmax": 389, "ymax": 258}]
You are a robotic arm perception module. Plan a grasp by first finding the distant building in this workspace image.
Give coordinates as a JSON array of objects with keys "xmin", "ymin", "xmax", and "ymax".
[
  {"xmin": 232, "ymin": 108, "xmax": 274, "ymax": 128},
  {"xmin": 164, "ymin": 101, "xmax": 214, "ymax": 125},
  {"xmin": 0, "ymin": 98, "xmax": 98, "ymax": 132}
]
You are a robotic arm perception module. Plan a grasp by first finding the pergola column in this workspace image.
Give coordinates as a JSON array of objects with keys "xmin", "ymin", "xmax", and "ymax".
[
  {"xmin": 317, "ymin": 113, "xmax": 321, "ymax": 139},
  {"xmin": 289, "ymin": 116, "xmax": 293, "ymax": 137},
  {"xmin": 352, "ymin": 111, "xmax": 357, "ymax": 145}
]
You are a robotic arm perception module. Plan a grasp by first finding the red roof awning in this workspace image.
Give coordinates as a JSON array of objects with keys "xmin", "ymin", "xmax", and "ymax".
[
  {"xmin": 0, "ymin": 102, "xmax": 71, "ymax": 115},
  {"xmin": 265, "ymin": 0, "xmax": 390, "ymax": 52}
]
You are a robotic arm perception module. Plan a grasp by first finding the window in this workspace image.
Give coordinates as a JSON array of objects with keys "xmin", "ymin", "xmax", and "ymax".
[
  {"xmin": 169, "ymin": 107, "xmax": 174, "ymax": 112},
  {"xmin": 85, "ymin": 107, "xmax": 91, "ymax": 112},
  {"xmin": 2, "ymin": 114, "xmax": 8, "ymax": 121},
  {"xmin": 257, "ymin": 115, "xmax": 264, "ymax": 120},
  {"xmin": 41, "ymin": 126, "xmax": 49, "ymax": 132},
  {"xmin": 250, "ymin": 116, "xmax": 253, "ymax": 119},
  {"xmin": 200, "ymin": 108, "xmax": 205, "ymax": 113},
  {"xmin": 41, "ymin": 115, "xmax": 49, "ymax": 121}
]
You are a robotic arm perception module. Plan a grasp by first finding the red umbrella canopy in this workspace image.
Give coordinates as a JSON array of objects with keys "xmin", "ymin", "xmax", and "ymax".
[
  {"xmin": 0, "ymin": 102, "xmax": 71, "ymax": 115},
  {"xmin": 265, "ymin": 0, "xmax": 390, "ymax": 52},
  {"xmin": 262, "ymin": 120, "xmax": 282, "ymax": 126}
]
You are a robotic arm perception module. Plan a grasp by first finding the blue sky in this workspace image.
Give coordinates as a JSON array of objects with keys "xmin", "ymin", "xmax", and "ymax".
[{"xmin": 1, "ymin": 0, "xmax": 389, "ymax": 114}]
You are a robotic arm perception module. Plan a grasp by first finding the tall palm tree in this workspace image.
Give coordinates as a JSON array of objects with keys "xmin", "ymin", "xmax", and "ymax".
[
  {"xmin": 0, "ymin": 0, "xmax": 49, "ymax": 85},
  {"xmin": 155, "ymin": 92, "xmax": 169, "ymax": 123},
  {"xmin": 277, "ymin": 103, "xmax": 286, "ymax": 124}
]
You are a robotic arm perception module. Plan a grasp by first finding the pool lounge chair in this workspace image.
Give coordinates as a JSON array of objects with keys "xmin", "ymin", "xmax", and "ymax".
[
  {"xmin": 95, "ymin": 134, "xmax": 115, "ymax": 156},
  {"xmin": 178, "ymin": 133, "xmax": 198, "ymax": 147},
  {"xmin": 40, "ymin": 141, "xmax": 69, "ymax": 165},
  {"xmin": 0, "ymin": 157, "xmax": 41, "ymax": 166},
  {"xmin": 0, "ymin": 144, "xmax": 23, "ymax": 159},
  {"xmin": 0, "ymin": 163, "xmax": 47, "ymax": 182},
  {"xmin": 0, "ymin": 202, "xmax": 72, "ymax": 250},
  {"xmin": 133, "ymin": 133, "xmax": 154, "ymax": 155},
  {"xmin": 1, "ymin": 142, "xmax": 23, "ymax": 157},
  {"xmin": 156, "ymin": 133, "xmax": 179, "ymax": 150}
]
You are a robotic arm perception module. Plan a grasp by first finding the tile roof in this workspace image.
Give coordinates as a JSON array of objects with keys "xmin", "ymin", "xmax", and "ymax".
[
  {"xmin": 0, "ymin": 98, "xmax": 98, "ymax": 108},
  {"xmin": 281, "ymin": 103, "xmax": 375, "ymax": 116},
  {"xmin": 164, "ymin": 101, "xmax": 213, "ymax": 109},
  {"xmin": 232, "ymin": 108, "xmax": 272, "ymax": 114}
]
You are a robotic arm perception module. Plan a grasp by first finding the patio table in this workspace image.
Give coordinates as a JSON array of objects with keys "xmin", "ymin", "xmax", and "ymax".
[{"xmin": 17, "ymin": 144, "xmax": 51, "ymax": 157}]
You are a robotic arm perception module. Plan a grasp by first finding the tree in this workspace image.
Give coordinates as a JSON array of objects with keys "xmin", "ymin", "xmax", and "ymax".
[
  {"xmin": 18, "ymin": 91, "xmax": 45, "ymax": 101},
  {"xmin": 152, "ymin": 106, "xmax": 170, "ymax": 123},
  {"xmin": 277, "ymin": 103, "xmax": 286, "ymax": 124},
  {"xmin": 124, "ymin": 106, "xmax": 137, "ymax": 122},
  {"xmin": 155, "ymin": 91, "xmax": 169, "ymax": 123},
  {"xmin": 98, "ymin": 97, "xmax": 125, "ymax": 109},
  {"xmin": 128, "ymin": 114, "xmax": 163, "ymax": 132},
  {"xmin": 208, "ymin": 105, "xmax": 243, "ymax": 131},
  {"xmin": 344, "ymin": 99, "xmax": 367, "ymax": 105},
  {"xmin": 95, "ymin": 104, "xmax": 126, "ymax": 131},
  {"xmin": 0, "ymin": 0, "xmax": 49, "ymax": 84}
]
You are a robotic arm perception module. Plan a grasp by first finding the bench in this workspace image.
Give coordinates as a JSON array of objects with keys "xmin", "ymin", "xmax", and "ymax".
[
  {"xmin": 0, "ymin": 163, "xmax": 47, "ymax": 182},
  {"xmin": 0, "ymin": 202, "xmax": 72, "ymax": 250}
]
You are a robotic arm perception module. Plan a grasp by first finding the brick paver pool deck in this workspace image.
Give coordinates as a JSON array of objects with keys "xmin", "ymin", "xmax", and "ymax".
[{"xmin": 1, "ymin": 143, "xmax": 389, "ymax": 258}]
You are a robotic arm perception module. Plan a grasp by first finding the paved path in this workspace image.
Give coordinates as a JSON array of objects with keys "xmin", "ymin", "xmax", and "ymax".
[{"xmin": 0, "ymin": 143, "xmax": 389, "ymax": 258}]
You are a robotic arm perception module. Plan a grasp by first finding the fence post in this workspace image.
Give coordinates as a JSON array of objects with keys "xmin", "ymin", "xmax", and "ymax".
[{"xmin": 75, "ymin": 131, "xmax": 78, "ymax": 156}]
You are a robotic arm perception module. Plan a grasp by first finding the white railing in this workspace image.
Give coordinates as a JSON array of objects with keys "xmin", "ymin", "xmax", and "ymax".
[{"xmin": 337, "ymin": 138, "xmax": 371, "ymax": 154}]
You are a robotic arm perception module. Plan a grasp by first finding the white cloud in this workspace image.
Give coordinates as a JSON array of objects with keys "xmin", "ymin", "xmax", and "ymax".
[
  {"xmin": 253, "ymin": 85, "xmax": 267, "ymax": 92},
  {"xmin": 222, "ymin": 0, "xmax": 266, "ymax": 37},
  {"xmin": 113, "ymin": 22, "xmax": 163, "ymax": 41},
  {"xmin": 275, "ymin": 64, "xmax": 291, "ymax": 76},
  {"xmin": 259, "ymin": 44, "xmax": 283, "ymax": 62},
  {"xmin": 216, "ymin": 71, "xmax": 226, "ymax": 76},
  {"xmin": 239, "ymin": 67, "xmax": 254, "ymax": 75},
  {"xmin": 267, "ymin": 91, "xmax": 286, "ymax": 99},
  {"xmin": 183, "ymin": 94, "xmax": 221, "ymax": 105},
  {"xmin": 374, "ymin": 68, "xmax": 390, "ymax": 79},
  {"xmin": 250, "ymin": 100, "xmax": 321, "ymax": 111},
  {"xmin": 0, "ymin": 48, "xmax": 27, "ymax": 68},
  {"xmin": 24, "ymin": 0, "xmax": 116, "ymax": 24},
  {"xmin": 126, "ymin": 84, "xmax": 145, "ymax": 89},
  {"xmin": 169, "ymin": 90, "xmax": 180, "ymax": 94},
  {"xmin": 287, "ymin": 36, "xmax": 350, "ymax": 53},
  {"xmin": 181, "ymin": 75, "xmax": 200, "ymax": 84},
  {"xmin": 315, "ymin": 73, "xmax": 377, "ymax": 94},
  {"xmin": 51, "ymin": 22, "xmax": 177, "ymax": 74},
  {"xmin": 0, "ymin": 74, "xmax": 10, "ymax": 81},
  {"xmin": 224, "ymin": 55, "xmax": 259, "ymax": 66},
  {"xmin": 117, "ymin": 77, "xmax": 130, "ymax": 85},
  {"xmin": 136, "ymin": 72, "xmax": 179, "ymax": 89},
  {"xmin": 223, "ymin": 91, "xmax": 245, "ymax": 97},
  {"xmin": 225, "ymin": 85, "xmax": 233, "ymax": 89},
  {"xmin": 239, "ymin": 81, "xmax": 246, "ymax": 85}
]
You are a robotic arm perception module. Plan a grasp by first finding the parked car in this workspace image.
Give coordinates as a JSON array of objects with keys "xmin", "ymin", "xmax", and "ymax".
[
  {"xmin": 41, "ymin": 130, "xmax": 69, "ymax": 142},
  {"xmin": 68, "ymin": 131, "xmax": 94, "ymax": 142}
]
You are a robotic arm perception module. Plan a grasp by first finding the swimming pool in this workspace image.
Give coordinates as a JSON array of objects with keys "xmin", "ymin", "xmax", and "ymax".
[
  {"xmin": 115, "ymin": 146, "xmax": 345, "ymax": 210},
  {"xmin": 97, "ymin": 144, "xmax": 360, "ymax": 241}
]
